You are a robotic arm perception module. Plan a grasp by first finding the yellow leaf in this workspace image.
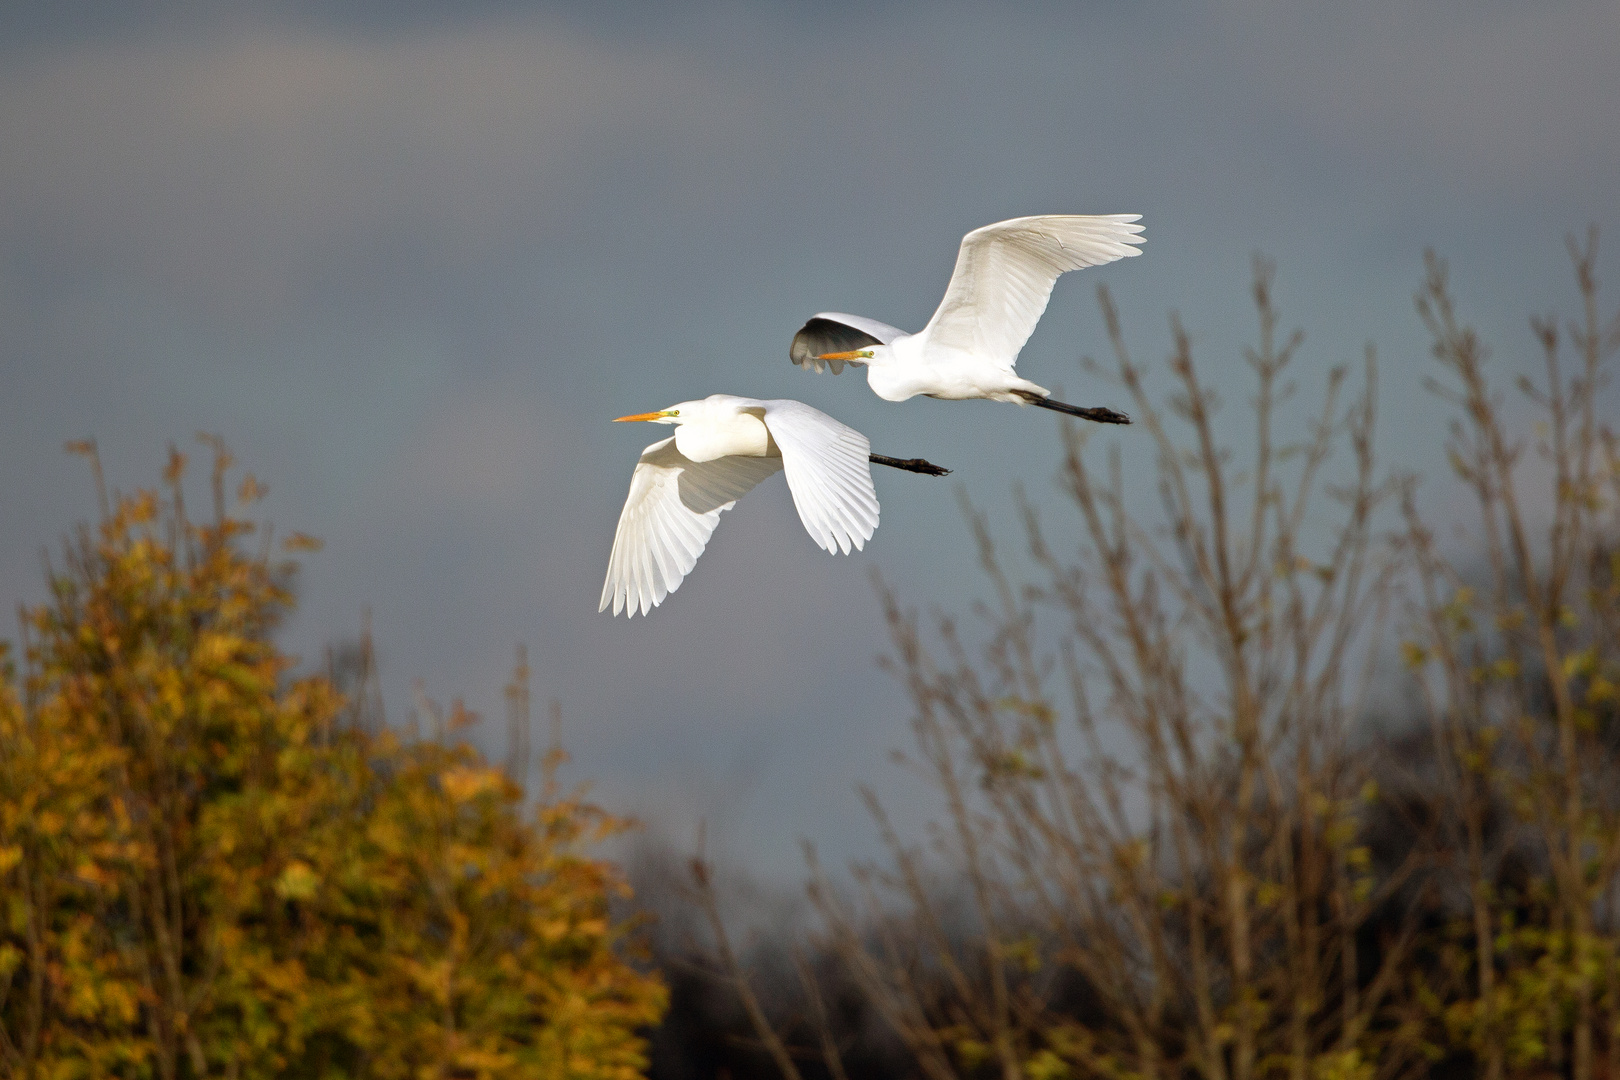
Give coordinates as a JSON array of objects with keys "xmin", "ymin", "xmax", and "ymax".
[
  {"xmin": 237, "ymin": 473, "xmax": 269, "ymax": 503},
  {"xmin": 441, "ymin": 766, "xmax": 503, "ymax": 803},
  {"xmin": 274, "ymin": 860, "xmax": 320, "ymax": 901},
  {"xmin": 1562, "ymin": 648, "xmax": 1596, "ymax": 678}
]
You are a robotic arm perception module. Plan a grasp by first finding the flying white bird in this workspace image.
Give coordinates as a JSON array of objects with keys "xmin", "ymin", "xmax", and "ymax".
[
  {"xmin": 600, "ymin": 394, "xmax": 947, "ymax": 618},
  {"xmin": 790, "ymin": 214, "xmax": 1144, "ymax": 423}
]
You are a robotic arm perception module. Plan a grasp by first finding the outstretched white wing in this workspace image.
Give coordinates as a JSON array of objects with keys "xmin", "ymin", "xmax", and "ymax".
[
  {"xmin": 599, "ymin": 436, "xmax": 783, "ymax": 617},
  {"xmin": 789, "ymin": 312, "xmax": 906, "ymax": 374},
  {"xmin": 759, "ymin": 400, "xmax": 880, "ymax": 555},
  {"xmin": 922, "ymin": 214, "xmax": 1144, "ymax": 369}
]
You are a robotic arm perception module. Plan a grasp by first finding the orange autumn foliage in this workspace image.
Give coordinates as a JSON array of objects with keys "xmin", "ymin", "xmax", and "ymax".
[{"xmin": 0, "ymin": 442, "xmax": 665, "ymax": 1079}]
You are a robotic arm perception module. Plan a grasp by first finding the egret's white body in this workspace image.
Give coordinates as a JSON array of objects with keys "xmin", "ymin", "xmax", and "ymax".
[
  {"xmin": 790, "ymin": 214, "xmax": 1144, "ymax": 420},
  {"xmin": 600, "ymin": 395, "xmax": 880, "ymax": 618}
]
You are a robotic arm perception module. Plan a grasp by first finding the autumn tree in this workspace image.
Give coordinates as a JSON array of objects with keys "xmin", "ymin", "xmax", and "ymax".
[{"xmin": 0, "ymin": 440, "xmax": 665, "ymax": 1079}]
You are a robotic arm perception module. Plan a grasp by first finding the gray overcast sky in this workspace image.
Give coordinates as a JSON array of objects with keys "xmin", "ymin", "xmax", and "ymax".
[{"xmin": 3, "ymin": 0, "xmax": 1617, "ymax": 877}]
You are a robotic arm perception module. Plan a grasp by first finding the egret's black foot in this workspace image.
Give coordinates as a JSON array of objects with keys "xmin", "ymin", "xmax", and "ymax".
[
  {"xmin": 869, "ymin": 453, "xmax": 952, "ymax": 476},
  {"xmin": 1028, "ymin": 395, "xmax": 1131, "ymax": 425}
]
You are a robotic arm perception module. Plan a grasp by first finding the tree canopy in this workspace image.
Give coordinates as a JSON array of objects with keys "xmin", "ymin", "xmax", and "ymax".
[{"xmin": 0, "ymin": 443, "xmax": 665, "ymax": 1079}]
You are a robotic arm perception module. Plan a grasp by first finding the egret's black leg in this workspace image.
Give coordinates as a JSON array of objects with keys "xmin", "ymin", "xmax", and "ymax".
[
  {"xmin": 869, "ymin": 453, "xmax": 951, "ymax": 476},
  {"xmin": 1025, "ymin": 394, "xmax": 1131, "ymax": 425}
]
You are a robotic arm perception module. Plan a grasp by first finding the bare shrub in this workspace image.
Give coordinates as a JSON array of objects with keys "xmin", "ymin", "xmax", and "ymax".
[
  {"xmin": 1397, "ymin": 230, "xmax": 1620, "ymax": 1080},
  {"xmin": 673, "ymin": 236, "xmax": 1620, "ymax": 1080},
  {"xmin": 789, "ymin": 260, "xmax": 1411, "ymax": 1080}
]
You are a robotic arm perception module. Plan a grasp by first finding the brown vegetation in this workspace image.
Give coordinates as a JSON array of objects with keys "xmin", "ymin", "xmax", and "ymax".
[{"xmin": 676, "ymin": 235, "xmax": 1620, "ymax": 1080}]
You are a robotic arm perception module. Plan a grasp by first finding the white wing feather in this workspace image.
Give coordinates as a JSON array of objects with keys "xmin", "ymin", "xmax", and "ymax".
[
  {"xmin": 759, "ymin": 400, "xmax": 880, "ymax": 555},
  {"xmin": 599, "ymin": 436, "xmax": 782, "ymax": 617},
  {"xmin": 922, "ymin": 214, "xmax": 1144, "ymax": 369}
]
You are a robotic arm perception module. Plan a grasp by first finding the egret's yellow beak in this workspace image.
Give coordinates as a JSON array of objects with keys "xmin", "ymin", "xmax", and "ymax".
[
  {"xmin": 817, "ymin": 349, "xmax": 875, "ymax": 362},
  {"xmin": 612, "ymin": 410, "xmax": 678, "ymax": 423}
]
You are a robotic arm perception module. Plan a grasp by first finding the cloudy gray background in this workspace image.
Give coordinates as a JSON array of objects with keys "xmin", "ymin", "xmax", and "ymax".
[{"xmin": 3, "ymin": 1, "xmax": 1616, "ymax": 878}]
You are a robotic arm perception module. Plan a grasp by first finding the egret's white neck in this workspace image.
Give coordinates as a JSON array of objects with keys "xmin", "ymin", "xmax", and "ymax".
[
  {"xmin": 863, "ymin": 336, "xmax": 928, "ymax": 402},
  {"xmin": 674, "ymin": 409, "xmax": 775, "ymax": 462}
]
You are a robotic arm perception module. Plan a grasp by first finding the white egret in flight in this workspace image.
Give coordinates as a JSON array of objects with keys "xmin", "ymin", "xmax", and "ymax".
[
  {"xmin": 600, "ymin": 394, "xmax": 948, "ymax": 617},
  {"xmin": 790, "ymin": 214, "xmax": 1143, "ymax": 423}
]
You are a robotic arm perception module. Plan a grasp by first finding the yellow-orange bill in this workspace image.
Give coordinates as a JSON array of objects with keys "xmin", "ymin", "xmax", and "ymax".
[
  {"xmin": 817, "ymin": 350, "xmax": 869, "ymax": 361},
  {"xmin": 613, "ymin": 411, "xmax": 668, "ymax": 423}
]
